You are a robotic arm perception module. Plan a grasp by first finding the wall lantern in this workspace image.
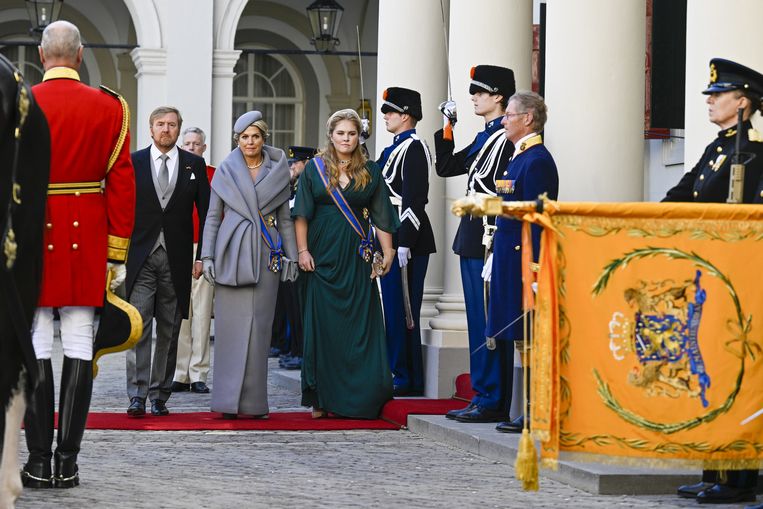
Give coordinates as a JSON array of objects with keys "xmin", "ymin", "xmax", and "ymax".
[
  {"xmin": 26, "ymin": 0, "xmax": 64, "ymax": 35},
  {"xmin": 306, "ymin": 0, "xmax": 344, "ymax": 52}
]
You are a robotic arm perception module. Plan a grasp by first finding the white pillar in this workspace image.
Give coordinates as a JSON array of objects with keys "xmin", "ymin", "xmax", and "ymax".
[
  {"xmin": 544, "ymin": 0, "xmax": 646, "ymax": 201},
  {"xmin": 130, "ymin": 0, "xmax": 213, "ymax": 150},
  {"xmin": 432, "ymin": 0, "xmax": 533, "ymax": 340},
  {"xmin": 211, "ymin": 49, "xmax": 242, "ymax": 166},
  {"xmin": 375, "ymin": 0, "xmax": 451, "ymax": 397},
  {"xmin": 418, "ymin": 0, "xmax": 532, "ymax": 397},
  {"xmin": 684, "ymin": 0, "xmax": 763, "ymax": 168},
  {"xmin": 130, "ymin": 48, "xmax": 167, "ymax": 149},
  {"xmin": 374, "ymin": 0, "xmax": 448, "ymax": 321}
]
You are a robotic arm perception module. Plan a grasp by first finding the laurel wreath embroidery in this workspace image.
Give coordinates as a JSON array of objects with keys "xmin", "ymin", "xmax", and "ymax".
[{"xmin": 590, "ymin": 247, "xmax": 760, "ymax": 434}]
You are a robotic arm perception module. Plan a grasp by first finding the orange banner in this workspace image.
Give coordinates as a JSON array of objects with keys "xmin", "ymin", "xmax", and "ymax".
[{"xmin": 516, "ymin": 201, "xmax": 763, "ymax": 472}]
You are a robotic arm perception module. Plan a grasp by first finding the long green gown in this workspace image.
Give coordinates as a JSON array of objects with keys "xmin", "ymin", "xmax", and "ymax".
[{"xmin": 292, "ymin": 159, "xmax": 399, "ymax": 418}]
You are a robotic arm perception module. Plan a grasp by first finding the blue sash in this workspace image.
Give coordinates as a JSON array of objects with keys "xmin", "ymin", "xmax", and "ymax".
[
  {"xmin": 313, "ymin": 157, "xmax": 375, "ymax": 262},
  {"xmin": 258, "ymin": 211, "xmax": 283, "ymax": 272}
]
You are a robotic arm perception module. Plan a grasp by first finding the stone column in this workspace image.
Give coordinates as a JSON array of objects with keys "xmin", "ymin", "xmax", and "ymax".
[
  {"xmin": 211, "ymin": 49, "xmax": 242, "ymax": 165},
  {"xmin": 130, "ymin": 48, "xmax": 167, "ymax": 149},
  {"xmin": 684, "ymin": 0, "xmax": 763, "ymax": 167},
  {"xmin": 544, "ymin": 0, "xmax": 646, "ymax": 201},
  {"xmin": 419, "ymin": 0, "xmax": 533, "ymax": 397}
]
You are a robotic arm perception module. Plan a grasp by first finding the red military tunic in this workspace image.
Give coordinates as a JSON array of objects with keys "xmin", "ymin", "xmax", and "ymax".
[
  {"xmin": 192, "ymin": 165, "xmax": 216, "ymax": 243},
  {"xmin": 33, "ymin": 67, "xmax": 135, "ymax": 307}
]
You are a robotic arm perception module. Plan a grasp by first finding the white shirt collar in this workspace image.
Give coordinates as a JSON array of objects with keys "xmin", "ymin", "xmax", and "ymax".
[{"xmin": 150, "ymin": 144, "xmax": 179, "ymax": 180}]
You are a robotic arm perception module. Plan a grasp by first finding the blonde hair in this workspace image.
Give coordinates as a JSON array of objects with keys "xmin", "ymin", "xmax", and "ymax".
[{"xmin": 318, "ymin": 109, "xmax": 370, "ymax": 191}]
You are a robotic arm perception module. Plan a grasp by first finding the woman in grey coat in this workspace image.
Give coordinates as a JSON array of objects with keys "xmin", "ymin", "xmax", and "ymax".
[{"xmin": 201, "ymin": 111, "xmax": 298, "ymax": 418}]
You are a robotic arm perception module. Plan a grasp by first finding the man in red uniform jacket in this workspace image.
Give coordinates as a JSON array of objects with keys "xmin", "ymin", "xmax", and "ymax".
[{"xmin": 22, "ymin": 20, "xmax": 135, "ymax": 490}]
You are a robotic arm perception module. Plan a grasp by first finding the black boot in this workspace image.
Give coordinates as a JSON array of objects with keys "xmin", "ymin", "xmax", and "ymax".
[
  {"xmin": 21, "ymin": 359, "xmax": 54, "ymax": 488},
  {"xmin": 53, "ymin": 356, "xmax": 92, "ymax": 488}
]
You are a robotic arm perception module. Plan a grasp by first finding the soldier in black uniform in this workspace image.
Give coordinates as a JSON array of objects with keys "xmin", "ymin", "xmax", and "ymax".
[
  {"xmin": 273, "ymin": 146, "xmax": 316, "ymax": 370},
  {"xmin": 436, "ymin": 65, "xmax": 515, "ymax": 422},
  {"xmin": 665, "ymin": 58, "xmax": 763, "ymax": 506},
  {"xmin": 377, "ymin": 87, "xmax": 436, "ymax": 396}
]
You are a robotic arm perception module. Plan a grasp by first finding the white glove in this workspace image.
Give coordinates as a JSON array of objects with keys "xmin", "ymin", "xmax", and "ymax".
[
  {"xmin": 106, "ymin": 262, "xmax": 126, "ymax": 291},
  {"xmin": 202, "ymin": 259, "xmax": 216, "ymax": 285},
  {"xmin": 438, "ymin": 100, "xmax": 457, "ymax": 125},
  {"xmin": 397, "ymin": 246, "xmax": 411, "ymax": 268},
  {"xmin": 360, "ymin": 118, "xmax": 370, "ymax": 144},
  {"xmin": 481, "ymin": 253, "xmax": 493, "ymax": 282}
]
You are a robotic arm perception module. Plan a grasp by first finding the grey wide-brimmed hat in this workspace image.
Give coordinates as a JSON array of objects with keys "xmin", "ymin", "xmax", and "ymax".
[{"xmin": 233, "ymin": 110, "xmax": 263, "ymax": 135}]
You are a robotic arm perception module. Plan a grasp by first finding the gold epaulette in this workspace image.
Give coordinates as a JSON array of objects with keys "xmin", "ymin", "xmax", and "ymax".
[
  {"xmin": 100, "ymin": 85, "xmax": 130, "ymax": 173},
  {"xmin": 107, "ymin": 234, "xmax": 130, "ymax": 262},
  {"xmin": 749, "ymin": 128, "xmax": 762, "ymax": 143}
]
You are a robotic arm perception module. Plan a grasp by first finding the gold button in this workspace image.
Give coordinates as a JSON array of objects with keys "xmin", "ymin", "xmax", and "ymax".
[
  {"xmin": 693, "ymin": 191, "xmax": 698, "ymax": 197},
  {"xmin": 74, "ymin": 191, "xmax": 80, "ymax": 197},
  {"xmin": 46, "ymin": 223, "xmax": 52, "ymax": 229},
  {"xmin": 760, "ymin": 190, "xmax": 763, "ymax": 198},
  {"xmin": 73, "ymin": 221, "xmax": 79, "ymax": 228},
  {"xmin": 72, "ymin": 243, "xmax": 78, "ymax": 250},
  {"xmin": 47, "ymin": 244, "xmax": 53, "ymax": 251},
  {"xmin": 708, "ymin": 160, "xmax": 714, "ymax": 166},
  {"xmin": 699, "ymin": 174, "xmax": 704, "ymax": 181},
  {"xmin": 716, "ymin": 146, "xmax": 723, "ymax": 153},
  {"xmin": 514, "ymin": 245, "xmax": 521, "ymax": 251}
]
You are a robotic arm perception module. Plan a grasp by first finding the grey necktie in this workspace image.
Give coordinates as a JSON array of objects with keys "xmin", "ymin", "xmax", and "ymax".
[{"xmin": 158, "ymin": 154, "xmax": 169, "ymax": 193}]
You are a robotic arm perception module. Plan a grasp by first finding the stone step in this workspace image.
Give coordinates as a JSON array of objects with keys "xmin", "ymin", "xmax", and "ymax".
[
  {"xmin": 270, "ymin": 366, "xmax": 301, "ymax": 393},
  {"xmin": 408, "ymin": 414, "xmax": 729, "ymax": 495}
]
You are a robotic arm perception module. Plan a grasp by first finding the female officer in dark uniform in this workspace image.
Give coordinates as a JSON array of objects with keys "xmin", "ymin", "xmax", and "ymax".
[{"xmin": 665, "ymin": 58, "xmax": 763, "ymax": 506}]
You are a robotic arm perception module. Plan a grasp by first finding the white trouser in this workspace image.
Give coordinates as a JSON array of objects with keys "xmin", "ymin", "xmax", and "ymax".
[
  {"xmin": 174, "ymin": 248, "xmax": 214, "ymax": 383},
  {"xmin": 31, "ymin": 306, "xmax": 95, "ymax": 361}
]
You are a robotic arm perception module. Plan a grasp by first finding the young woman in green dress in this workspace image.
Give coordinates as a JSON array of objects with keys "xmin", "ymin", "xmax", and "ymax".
[{"xmin": 292, "ymin": 109, "xmax": 399, "ymax": 419}]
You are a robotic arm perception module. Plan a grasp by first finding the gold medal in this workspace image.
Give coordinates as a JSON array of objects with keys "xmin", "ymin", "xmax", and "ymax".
[
  {"xmin": 362, "ymin": 246, "xmax": 372, "ymax": 263},
  {"xmin": 362, "ymin": 208, "xmax": 369, "ymax": 219},
  {"xmin": 266, "ymin": 215, "xmax": 276, "ymax": 227}
]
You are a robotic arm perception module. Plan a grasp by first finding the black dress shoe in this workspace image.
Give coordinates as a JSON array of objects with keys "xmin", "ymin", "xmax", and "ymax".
[
  {"xmin": 697, "ymin": 483, "xmax": 756, "ymax": 504},
  {"xmin": 677, "ymin": 481, "xmax": 714, "ymax": 498},
  {"xmin": 222, "ymin": 413, "xmax": 238, "ymax": 420},
  {"xmin": 190, "ymin": 382, "xmax": 210, "ymax": 394},
  {"xmin": 495, "ymin": 415, "xmax": 525, "ymax": 433},
  {"xmin": 445, "ymin": 403, "xmax": 476, "ymax": 420},
  {"xmin": 454, "ymin": 406, "xmax": 506, "ymax": 423},
  {"xmin": 126, "ymin": 397, "xmax": 145, "ymax": 417},
  {"xmin": 745, "ymin": 503, "xmax": 763, "ymax": 509},
  {"xmin": 150, "ymin": 399, "xmax": 169, "ymax": 416},
  {"xmin": 171, "ymin": 381, "xmax": 190, "ymax": 392}
]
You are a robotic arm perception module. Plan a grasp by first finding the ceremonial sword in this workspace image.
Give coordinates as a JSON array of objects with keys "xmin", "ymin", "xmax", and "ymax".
[{"xmin": 401, "ymin": 264, "xmax": 415, "ymax": 330}]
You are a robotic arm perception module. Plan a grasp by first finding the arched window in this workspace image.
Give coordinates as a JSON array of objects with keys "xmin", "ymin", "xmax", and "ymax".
[{"xmin": 232, "ymin": 52, "xmax": 303, "ymax": 150}]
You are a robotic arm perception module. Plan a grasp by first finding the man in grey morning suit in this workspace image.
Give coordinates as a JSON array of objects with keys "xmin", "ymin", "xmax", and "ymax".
[{"xmin": 125, "ymin": 106, "xmax": 210, "ymax": 417}]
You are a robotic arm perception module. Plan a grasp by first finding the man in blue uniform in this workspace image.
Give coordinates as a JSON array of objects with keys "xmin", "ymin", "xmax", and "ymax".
[
  {"xmin": 435, "ymin": 65, "xmax": 515, "ymax": 422},
  {"xmin": 377, "ymin": 87, "xmax": 436, "ymax": 396},
  {"xmin": 665, "ymin": 58, "xmax": 763, "ymax": 506},
  {"xmin": 486, "ymin": 91, "xmax": 559, "ymax": 434}
]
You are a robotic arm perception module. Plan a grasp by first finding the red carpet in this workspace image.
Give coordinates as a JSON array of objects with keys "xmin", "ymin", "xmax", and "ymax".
[
  {"xmin": 47, "ymin": 398, "xmax": 466, "ymax": 431},
  {"xmin": 81, "ymin": 412, "xmax": 399, "ymax": 431},
  {"xmin": 380, "ymin": 398, "xmax": 467, "ymax": 428}
]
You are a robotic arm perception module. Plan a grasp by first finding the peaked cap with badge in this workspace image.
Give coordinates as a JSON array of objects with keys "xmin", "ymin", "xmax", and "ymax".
[
  {"xmin": 703, "ymin": 57, "xmax": 763, "ymax": 101},
  {"xmin": 381, "ymin": 87, "xmax": 423, "ymax": 121},
  {"xmin": 287, "ymin": 146, "xmax": 317, "ymax": 163}
]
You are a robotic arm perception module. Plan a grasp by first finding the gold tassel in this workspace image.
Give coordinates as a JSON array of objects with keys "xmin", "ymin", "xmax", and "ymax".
[{"xmin": 515, "ymin": 428, "xmax": 539, "ymax": 491}]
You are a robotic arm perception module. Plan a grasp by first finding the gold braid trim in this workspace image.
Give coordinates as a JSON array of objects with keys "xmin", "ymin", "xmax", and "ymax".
[
  {"xmin": 551, "ymin": 449, "xmax": 763, "ymax": 473},
  {"xmin": 107, "ymin": 235, "xmax": 130, "ymax": 262},
  {"xmin": 104, "ymin": 88, "xmax": 130, "ymax": 174},
  {"xmin": 556, "ymin": 214, "xmax": 763, "ymax": 242},
  {"xmin": 92, "ymin": 270, "xmax": 142, "ymax": 378}
]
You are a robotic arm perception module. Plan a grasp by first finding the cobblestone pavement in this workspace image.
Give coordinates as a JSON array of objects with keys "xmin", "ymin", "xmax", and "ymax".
[{"xmin": 13, "ymin": 341, "xmax": 755, "ymax": 508}]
